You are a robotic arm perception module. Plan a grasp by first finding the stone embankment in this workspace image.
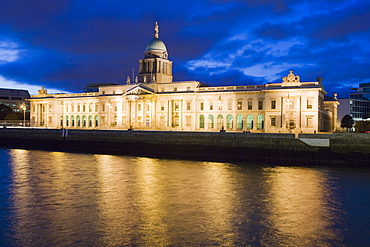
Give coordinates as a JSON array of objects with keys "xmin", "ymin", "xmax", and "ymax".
[{"xmin": 0, "ymin": 128, "xmax": 369, "ymax": 166}]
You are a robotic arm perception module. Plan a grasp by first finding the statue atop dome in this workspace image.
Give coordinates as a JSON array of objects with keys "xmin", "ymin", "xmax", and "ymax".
[
  {"xmin": 139, "ymin": 22, "xmax": 173, "ymax": 84},
  {"xmin": 154, "ymin": 22, "xmax": 159, "ymax": 38},
  {"xmin": 144, "ymin": 22, "xmax": 168, "ymax": 59}
]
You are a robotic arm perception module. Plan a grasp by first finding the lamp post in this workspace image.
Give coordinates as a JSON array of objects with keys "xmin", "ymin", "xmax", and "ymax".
[{"xmin": 21, "ymin": 104, "xmax": 26, "ymax": 127}]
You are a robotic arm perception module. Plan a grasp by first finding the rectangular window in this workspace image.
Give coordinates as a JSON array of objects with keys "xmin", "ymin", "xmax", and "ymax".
[
  {"xmin": 186, "ymin": 116, "xmax": 191, "ymax": 126},
  {"xmin": 161, "ymin": 102, "xmax": 165, "ymax": 111},
  {"xmin": 83, "ymin": 105, "xmax": 86, "ymax": 112},
  {"xmin": 218, "ymin": 102, "xmax": 222, "ymax": 110},
  {"xmin": 237, "ymin": 101, "xmax": 242, "ymax": 110},
  {"xmin": 187, "ymin": 102, "xmax": 191, "ymax": 111},
  {"xmin": 271, "ymin": 100, "xmax": 276, "ymax": 109},
  {"xmin": 307, "ymin": 99, "xmax": 313, "ymax": 109},
  {"xmin": 200, "ymin": 102, "xmax": 204, "ymax": 111},
  {"xmin": 209, "ymin": 102, "xmax": 213, "ymax": 110},
  {"xmin": 102, "ymin": 104, "xmax": 105, "ymax": 112},
  {"xmin": 138, "ymin": 104, "xmax": 141, "ymax": 111},
  {"xmin": 174, "ymin": 87, "xmax": 177, "ymax": 92},
  {"xmin": 248, "ymin": 101, "xmax": 252, "ymax": 110},
  {"xmin": 160, "ymin": 116, "xmax": 165, "ymax": 126},
  {"xmin": 228, "ymin": 101, "xmax": 232, "ymax": 110},
  {"xmin": 307, "ymin": 117, "xmax": 313, "ymax": 128},
  {"xmin": 174, "ymin": 103, "xmax": 179, "ymax": 111},
  {"xmin": 187, "ymin": 87, "xmax": 191, "ymax": 91},
  {"xmin": 271, "ymin": 117, "xmax": 276, "ymax": 126},
  {"xmin": 258, "ymin": 101, "xmax": 263, "ymax": 110}
]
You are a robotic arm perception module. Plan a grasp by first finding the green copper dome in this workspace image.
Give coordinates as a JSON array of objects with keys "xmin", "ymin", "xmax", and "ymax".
[{"xmin": 145, "ymin": 38, "xmax": 167, "ymax": 52}]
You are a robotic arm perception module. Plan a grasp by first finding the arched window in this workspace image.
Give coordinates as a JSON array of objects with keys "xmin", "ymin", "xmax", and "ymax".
[
  {"xmin": 208, "ymin": 115, "xmax": 214, "ymax": 129},
  {"xmin": 77, "ymin": 115, "xmax": 81, "ymax": 127},
  {"xmin": 66, "ymin": 116, "xmax": 69, "ymax": 127},
  {"xmin": 199, "ymin": 115, "xmax": 205, "ymax": 129},
  {"xmin": 247, "ymin": 115, "xmax": 254, "ymax": 129},
  {"xmin": 95, "ymin": 116, "xmax": 99, "ymax": 127},
  {"xmin": 71, "ymin": 116, "xmax": 75, "ymax": 127},
  {"xmin": 227, "ymin": 114, "xmax": 233, "ymax": 129},
  {"xmin": 237, "ymin": 114, "xmax": 243, "ymax": 130},
  {"xmin": 257, "ymin": 114, "xmax": 264, "ymax": 130},
  {"xmin": 217, "ymin": 114, "xmax": 223, "ymax": 129},
  {"xmin": 89, "ymin": 115, "xmax": 93, "ymax": 127},
  {"xmin": 83, "ymin": 116, "xmax": 87, "ymax": 127}
]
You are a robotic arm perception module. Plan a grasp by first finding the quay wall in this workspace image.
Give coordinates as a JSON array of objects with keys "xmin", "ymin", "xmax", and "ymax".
[{"xmin": 0, "ymin": 128, "xmax": 369, "ymax": 166}]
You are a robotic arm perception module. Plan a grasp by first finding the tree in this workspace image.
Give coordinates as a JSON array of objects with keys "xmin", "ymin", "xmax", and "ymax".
[
  {"xmin": 340, "ymin": 114, "xmax": 354, "ymax": 132},
  {"xmin": 0, "ymin": 104, "xmax": 13, "ymax": 120},
  {"xmin": 4, "ymin": 113, "xmax": 19, "ymax": 120},
  {"xmin": 354, "ymin": 121, "xmax": 370, "ymax": 133}
]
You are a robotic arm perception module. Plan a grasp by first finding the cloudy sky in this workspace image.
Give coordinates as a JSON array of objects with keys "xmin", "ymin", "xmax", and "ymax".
[{"xmin": 0, "ymin": 0, "xmax": 369, "ymax": 97}]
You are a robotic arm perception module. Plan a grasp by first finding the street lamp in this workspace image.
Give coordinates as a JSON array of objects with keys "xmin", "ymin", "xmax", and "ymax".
[{"xmin": 20, "ymin": 104, "xmax": 26, "ymax": 127}]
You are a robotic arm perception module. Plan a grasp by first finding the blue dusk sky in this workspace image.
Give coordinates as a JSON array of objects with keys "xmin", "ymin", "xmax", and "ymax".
[{"xmin": 0, "ymin": 0, "xmax": 369, "ymax": 97}]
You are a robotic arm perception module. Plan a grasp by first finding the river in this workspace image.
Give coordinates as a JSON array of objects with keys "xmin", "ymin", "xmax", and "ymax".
[{"xmin": 0, "ymin": 148, "xmax": 369, "ymax": 246}]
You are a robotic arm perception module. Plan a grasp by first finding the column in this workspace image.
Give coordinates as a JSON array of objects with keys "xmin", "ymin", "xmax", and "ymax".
[
  {"xmin": 134, "ymin": 101, "xmax": 137, "ymax": 127},
  {"xmin": 168, "ymin": 100, "xmax": 173, "ymax": 127},
  {"xmin": 142, "ymin": 100, "xmax": 146, "ymax": 127},
  {"xmin": 152, "ymin": 99, "xmax": 156, "ymax": 129},
  {"xmin": 127, "ymin": 101, "xmax": 131, "ymax": 128},
  {"xmin": 179, "ymin": 99, "xmax": 182, "ymax": 127},
  {"xmin": 193, "ymin": 96, "xmax": 197, "ymax": 131}
]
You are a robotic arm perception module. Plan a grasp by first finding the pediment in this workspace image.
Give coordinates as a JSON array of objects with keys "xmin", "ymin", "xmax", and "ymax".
[{"xmin": 124, "ymin": 85, "xmax": 154, "ymax": 96}]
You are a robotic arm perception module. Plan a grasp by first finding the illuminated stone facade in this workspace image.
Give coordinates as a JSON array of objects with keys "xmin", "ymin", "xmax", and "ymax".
[{"xmin": 29, "ymin": 23, "xmax": 338, "ymax": 133}]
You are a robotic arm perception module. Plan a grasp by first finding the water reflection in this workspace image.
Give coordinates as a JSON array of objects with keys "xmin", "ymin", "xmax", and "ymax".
[
  {"xmin": 263, "ymin": 167, "xmax": 343, "ymax": 246},
  {"xmin": 6, "ymin": 149, "xmax": 350, "ymax": 246}
]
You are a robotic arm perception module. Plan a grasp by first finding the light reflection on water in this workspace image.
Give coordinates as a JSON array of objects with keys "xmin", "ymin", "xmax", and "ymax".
[{"xmin": 1, "ymin": 149, "xmax": 368, "ymax": 246}]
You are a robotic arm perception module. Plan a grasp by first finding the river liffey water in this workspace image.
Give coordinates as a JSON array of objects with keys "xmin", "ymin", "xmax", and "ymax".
[{"xmin": 0, "ymin": 148, "xmax": 369, "ymax": 246}]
